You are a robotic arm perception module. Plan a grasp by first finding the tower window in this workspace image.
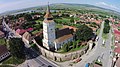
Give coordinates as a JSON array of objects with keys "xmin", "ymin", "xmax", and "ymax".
[{"xmin": 47, "ymin": 18, "xmax": 53, "ymax": 20}]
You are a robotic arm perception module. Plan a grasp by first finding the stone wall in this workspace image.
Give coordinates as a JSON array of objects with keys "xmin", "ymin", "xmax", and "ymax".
[{"xmin": 34, "ymin": 39, "xmax": 88, "ymax": 62}]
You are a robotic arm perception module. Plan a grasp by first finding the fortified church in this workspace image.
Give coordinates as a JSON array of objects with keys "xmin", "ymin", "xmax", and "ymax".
[{"xmin": 42, "ymin": 4, "xmax": 74, "ymax": 50}]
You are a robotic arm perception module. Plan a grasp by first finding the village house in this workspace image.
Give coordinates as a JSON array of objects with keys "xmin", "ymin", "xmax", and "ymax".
[
  {"xmin": 22, "ymin": 32, "xmax": 32, "ymax": 44},
  {"xmin": 15, "ymin": 28, "xmax": 33, "ymax": 35},
  {"xmin": 112, "ymin": 21, "xmax": 120, "ymax": 67},
  {"xmin": 0, "ymin": 30, "xmax": 5, "ymax": 38},
  {"xmin": 32, "ymin": 15, "xmax": 41, "ymax": 19}
]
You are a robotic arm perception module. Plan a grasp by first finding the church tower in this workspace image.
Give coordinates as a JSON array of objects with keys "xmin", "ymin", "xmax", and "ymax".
[{"xmin": 42, "ymin": 3, "xmax": 56, "ymax": 50}]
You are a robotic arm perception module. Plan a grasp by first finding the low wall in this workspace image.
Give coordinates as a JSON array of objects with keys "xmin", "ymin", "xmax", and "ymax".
[{"xmin": 34, "ymin": 39, "xmax": 88, "ymax": 61}]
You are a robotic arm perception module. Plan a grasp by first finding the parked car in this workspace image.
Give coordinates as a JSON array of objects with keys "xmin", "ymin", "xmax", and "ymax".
[
  {"xmin": 95, "ymin": 36, "xmax": 99, "ymax": 41},
  {"xmin": 85, "ymin": 63, "xmax": 90, "ymax": 67},
  {"xmin": 102, "ymin": 40, "xmax": 105, "ymax": 45}
]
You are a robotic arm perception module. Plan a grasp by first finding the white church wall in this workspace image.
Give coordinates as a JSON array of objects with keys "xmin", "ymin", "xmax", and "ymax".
[
  {"xmin": 43, "ymin": 20, "xmax": 56, "ymax": 50},
  {"xmin": 54, "ymin": 36, "xmax": 74, "ymax": 50}
]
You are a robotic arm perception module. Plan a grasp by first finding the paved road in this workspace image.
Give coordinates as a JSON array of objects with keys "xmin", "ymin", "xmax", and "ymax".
[
  {"xmin": 18, "ymin": 40, "xmax": 57, "ymax": 67},
  {"xmin": 102, "ymin": 29, "xmax": 113, "ymax": 67},
  {"xmin": 75, "ymin": 22, "xmax": 113, "ymax": 67},
  {"xmin": 2, "ymin": 19, "xmax": 20, "ymax": 38}
]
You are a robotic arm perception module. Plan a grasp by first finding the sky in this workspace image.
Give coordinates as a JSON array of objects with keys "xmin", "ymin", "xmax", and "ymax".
[{"xmin": 0, "ymin": 0, "xmax": 120, "ymax": 13}]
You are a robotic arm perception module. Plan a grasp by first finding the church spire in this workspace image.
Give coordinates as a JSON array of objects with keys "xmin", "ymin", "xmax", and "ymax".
[
  {"xmin": 44, "ymin": 2, "xmax": 53, "ymax": 19},
  {"xmin": 46, "ymin": 2, "xmax": 50, "ymax": 14}
]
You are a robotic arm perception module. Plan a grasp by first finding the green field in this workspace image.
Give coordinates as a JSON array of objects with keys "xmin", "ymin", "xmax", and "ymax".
[
  {"xmin": 102, "ymin": 33, "xmax": 108, "ymax": 39},
  {"xmin": 2, "ymin": 56, "xmax": 25, "ymax": 65},
  {"xmin": 56, "ymin": 24, "xmax": 63, "ymax": 28},
  {"xmin": 57, "ymin": 45, "xmax": 86, "ymax": 53},
  {"xmin": 0, "ymin": 65, "xmax": 14, "ymax": 67},
  {"xmin": 0, "ymin": 38, "xmax": 6, "ymax": 45}
]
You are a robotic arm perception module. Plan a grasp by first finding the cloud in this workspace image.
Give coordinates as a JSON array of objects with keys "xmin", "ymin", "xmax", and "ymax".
[{"xmin": 96, "ymin": 2, "xmax": 119, "ymax": 10}]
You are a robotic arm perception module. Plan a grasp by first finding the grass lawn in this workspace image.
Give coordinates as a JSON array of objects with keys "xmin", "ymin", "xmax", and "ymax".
[
  {"xmin": 0, "ymin": 65, "xmax": 14, "ymax": 67},
  {"xmin": 56, "ymin": 24, "xmax": 63, "ymax": 28},
  {"xmin": 74, "ymin": 17, "xmax": 80, "ymax": 21},
  {"xmin": 2, "ymin": 56, "xmax": 25, "ymax": 65},
  {"xmin": 35, "ymin": 20, "xmax": 42, "ymax": 24},
  {"xmin": 55, "ymin": 18, "xmax": 70, "ymax": 24},
  {"xmin": 102, "ymin": 33, "xmax": 108, "ymax": 39},
  {"xmin": 57, "ymin": 45, "xmax": 86, "ymax": 53},
  {"xmin": 118, "ymin": 27, "xmax": 120, "ymax": 31},
  {"xmin": 56, "ymin": 48, "xmax": 65, "ymax": 53},
  {"xmin": 69, "ymin": 45, "xmax": 86, "ymax": 52},
  {"xmin": 0, "ymin": 38, "xmax": 6, "ymax": 45},
  {"xmin": 32, "ymin": 30, "xmax": 40, "ymax": 34},
  {"xmin": 96, "ymin": 29, "xmax": 100, "ymax": 35},
  {"xmin": 111, "ymin": 45, "xmax": 115, "ymax": 49},
  {"xmin": 30, "ymin": 43, "xmax": 36, "ymax": 47},
  {"xmin": 62, "ymin": 18, "xmax": 70, "ymax": 22}
]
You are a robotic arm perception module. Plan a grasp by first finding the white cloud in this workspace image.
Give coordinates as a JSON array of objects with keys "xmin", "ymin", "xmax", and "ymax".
[{"xmin": 96, "ymin": 2, "xmax": 119, "ymax": 10}]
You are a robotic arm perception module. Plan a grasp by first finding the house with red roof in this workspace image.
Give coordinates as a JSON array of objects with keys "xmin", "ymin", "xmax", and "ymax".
[
  {"xmin": 113, "ymin": 29, "xmax": 120, "ymax": 55},
  {"xmin": 112, "ymin": 21, "xmax": 120, "ymax": 67},
  {"xmin": 16, "ymin": 28, "xmax": 34, "ymax": 35},
  {"xmin": 0, "ymin": 31, "xmax": 5, "ymax": 38},
  {"xmin": 114, "ymin": 30, "xmax": 120, "ymax": 43},
  {"xmin": 0, "ymin": 45, "xmax": 10, "ymax": 61}
]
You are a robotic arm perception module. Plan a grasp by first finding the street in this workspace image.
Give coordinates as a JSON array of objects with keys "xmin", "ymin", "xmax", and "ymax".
[
  {"xmin": 75, "ymin": 21, "xmax": 113, "ymax": 67},
  {"xmin": 17, "ymin": 41, "xmax": 57, "ymax": 67}
]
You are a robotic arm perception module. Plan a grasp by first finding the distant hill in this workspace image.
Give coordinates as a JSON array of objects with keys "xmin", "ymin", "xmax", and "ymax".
[
  {"xmin": 0, "ymin": 3, "xmax": 120, "ymax": 16},
  {"xmin": 50, "ymin": 3, "xmax": 120, "ymax": 15}
]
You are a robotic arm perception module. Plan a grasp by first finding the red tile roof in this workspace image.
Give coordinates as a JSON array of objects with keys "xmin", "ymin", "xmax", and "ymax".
[
  {"xmin": 16, "ymin": 29, "xmax": 26, "ymax": 35},
  {"xmin": 114, "ymin": 47, "xmax": 120, "ymax": 54},
  {"xmin": 63, "ymin": 25, "xmax": 78, "ymax": 32},
  {"xmin": 16, "ymin": 28, "xmax": 34, "ymax": 35},
  {"xmin": 114, "ymin": 30, "xmax": 120, "ymax": 35},
  {"xmin": 118, "ymin": 23, "xmax": 120, "ymax": 26},
  {"xmin": 0, "ymin": 45, "xmax": 9, "ymax": 56},
  {"xmin": 55, "ymin": 28, "xmax": 74, "ymax": 43},
  {"xmin": 112, "ymin": 25, "xmax": 117, "ymax": 29},
  {"xmin": 0, "ymin": 31, "xmax": 4, "ymax": 36},
  {"xmin": 55, "ymin": 34, "xmax": 73, "ymax": 43},
  {"xmin": 27, "ymin": 28, "xmax": 33, "ymax": 31},
  {"xmin": 115, "ymin": 43, "xmax": 120, "ymax": 47}
]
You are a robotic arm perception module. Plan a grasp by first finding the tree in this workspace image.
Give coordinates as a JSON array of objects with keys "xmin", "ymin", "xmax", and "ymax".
[
  {"xmin": 76, "ymin": 40, "xmax": 80, "ymax": 48},
  {"xmin": 24, "ymin": 14, "xmax": 32, "ymax": 21},
  {"xmin": 103, "ymin": 19, "xmax": 110, "ymax": 34},
  {"xmin": 9, "ymin": 38, "xmax": 25, "ymax": 59},
  {"xmin": 63, "ymin": 44, "xmax": 69, "ymax": 52},
  {"xmin": 70, "ymin": 17, "xmax": 74, "ymax": 23},
  {"xmin": 104, "ymin": 19, "xmax": 109, "ymax": 24},
  {"xmin": 76, "ymin": 24, "xmax": 93, "ymax": 41},
  {"xmin": 72, "ymin": 41, "xmax": 76, "ymax": 49}
]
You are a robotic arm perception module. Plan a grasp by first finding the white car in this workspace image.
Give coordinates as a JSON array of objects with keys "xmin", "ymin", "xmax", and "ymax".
[
  {"xmin": 95, "ymin": 36, "xmax": 99, "ymax": 41},
  {"xmin": 102, "ymin": 40, "xmax": 105, "ymax": 45}
]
